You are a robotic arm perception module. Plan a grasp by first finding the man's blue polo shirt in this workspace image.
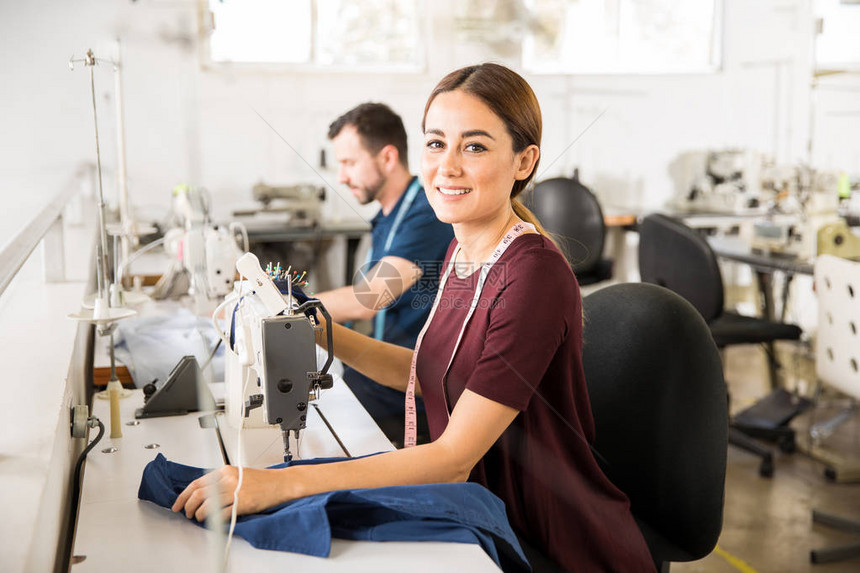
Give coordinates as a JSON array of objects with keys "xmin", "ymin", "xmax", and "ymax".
[{"xmin": 365, "ymin": 177, "xmax": 453, "ymax": 348}]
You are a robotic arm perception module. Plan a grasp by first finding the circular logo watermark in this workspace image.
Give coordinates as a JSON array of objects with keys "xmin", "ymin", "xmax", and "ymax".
[{"xmin": 354, "ymin": 260, "xmax": 403, "ymax": 310}]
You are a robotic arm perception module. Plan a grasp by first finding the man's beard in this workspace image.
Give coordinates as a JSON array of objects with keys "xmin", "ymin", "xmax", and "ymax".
[{"xmin": 356, "ymin": 171, "xmax": 386, "ymax": 205}]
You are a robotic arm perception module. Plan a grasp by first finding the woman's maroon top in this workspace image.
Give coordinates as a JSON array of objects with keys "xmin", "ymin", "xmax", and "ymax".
[{"xmin": 416, "ymin": 233, "xmax": 655, "ymax": 572}]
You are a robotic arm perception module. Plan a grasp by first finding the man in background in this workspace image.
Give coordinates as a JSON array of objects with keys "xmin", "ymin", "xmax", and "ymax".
[{"xmin": 315, "ymin": 103, "xmax": 453, "ymax": 446}]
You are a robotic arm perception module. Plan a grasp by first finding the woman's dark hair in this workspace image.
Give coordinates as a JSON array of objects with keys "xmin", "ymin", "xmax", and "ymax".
[{"xmin": 422, "ymin": 63, "xmax": 553, "ymax": 239}]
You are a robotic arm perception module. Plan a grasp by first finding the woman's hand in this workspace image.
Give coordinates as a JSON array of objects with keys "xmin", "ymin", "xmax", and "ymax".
[{"xmin": 171, "ymin": 466, "xmax": 293, "ymax": 522}]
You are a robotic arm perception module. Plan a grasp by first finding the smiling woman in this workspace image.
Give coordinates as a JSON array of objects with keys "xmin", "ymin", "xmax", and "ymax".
[
  {"xmin": 420, "ymin": 64, "xmax": 551, "ymax": 270},
  {"xmin": 173, "ymin": 63, "xmax": 655, "ymax": 573},
  {"xmin": 422, "ymin": 90, "xmax": 533, "ymax": 227},
  {"xmin": 413, "ymin": 63, "xmax": 656, "ymax": 571}
]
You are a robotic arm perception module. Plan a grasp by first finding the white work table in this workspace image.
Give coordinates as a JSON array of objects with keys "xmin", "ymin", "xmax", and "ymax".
[
  {"xmin": 72, "ymin": 380, "xmax": 501, "ymax": 572},
  {"xmin": 218, "ymin": 376, "xmax": 395, "ymax": 466}
]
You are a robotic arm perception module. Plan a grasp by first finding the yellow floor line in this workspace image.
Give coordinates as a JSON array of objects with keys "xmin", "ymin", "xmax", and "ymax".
[{"xmin": 714, "ymin": 545, "xmax": 760, "ymax": 573}]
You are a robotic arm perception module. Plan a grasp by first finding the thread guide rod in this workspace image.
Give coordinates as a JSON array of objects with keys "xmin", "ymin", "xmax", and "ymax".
[{"xmin": 70, "ymin": 48, "xmax": 118, "ymax": 311}]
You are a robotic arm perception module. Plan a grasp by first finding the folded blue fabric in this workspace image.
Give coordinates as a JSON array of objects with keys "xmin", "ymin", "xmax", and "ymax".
[{"xmin": 138, "ymin": 453, "xmax": 530, "ymax": 572}]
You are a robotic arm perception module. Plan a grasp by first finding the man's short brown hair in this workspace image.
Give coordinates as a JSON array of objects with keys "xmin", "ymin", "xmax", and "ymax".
[{"xmin": 328, "ymin": 102, "xmax": 408, "ymax": 167}]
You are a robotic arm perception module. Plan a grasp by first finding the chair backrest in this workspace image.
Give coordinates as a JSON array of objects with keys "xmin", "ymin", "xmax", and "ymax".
[
  {"xmin": 638, "ymin": 213, "xmax": 724, "ymax": 323},
  {"xmin": 814, "ymin": 254, "xmax": 860, "ymax": 400},
  {"xmin": 527, "ymin": 177, "xmax": 605, "ymax": 274},
  {"xmin": 582, "ymin": 283, "xmax": 727, "ymax": 565}
]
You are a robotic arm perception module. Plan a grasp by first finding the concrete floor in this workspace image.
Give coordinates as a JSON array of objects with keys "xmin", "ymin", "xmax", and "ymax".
[{"xmin": 673, "ymin": 343, "xmax": 860, "ymax": 573}]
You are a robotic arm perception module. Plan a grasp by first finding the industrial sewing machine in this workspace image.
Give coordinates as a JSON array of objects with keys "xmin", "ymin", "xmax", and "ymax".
[
  {"xmin": 673, "ymin": 149, "xmax": 840, "ymax": 217},
  {"xmin": 222, "ymin": 252, "xmax": 334, "ymax": 461},
  {"xmin": 672, "ymin": 149, "xmax": 767, "ymax": 213},
  {"xmin": 155, "ymin": 185, "xmax": 247, "ymax": 302},
  {"xmin": 232, "ymin": 182, "xmax": 325, "ymax": 229}
]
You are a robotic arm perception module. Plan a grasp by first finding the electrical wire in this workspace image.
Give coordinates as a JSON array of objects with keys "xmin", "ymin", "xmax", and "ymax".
[
  {"xmin": 211, "ymin": 296, "xmax": 239, "ymax": 351},
  {"xmin": 211, "ymin": 271, "xmax": 249, "ymax": 353},
  {"xmin": 200, "ymin": 338, "xmax": 222, "ymax": 372},
  {"xmin": 73, "ymin": 418, "xmax": 106, "ymax": 500},
  {"xmin": 229, "ymin": 221, "xmax": 249, "ymax": 253},
  {"xmin": 221, "ymin": 271, "xmax": 251, "ymax": 567},
  {"xmin": 116, "ymin": 236, "xmax": 166, "ymax": 287},
  {"xmin": 223, "ymin": 364, "xmax": 251, "ymax": 568},
  {"xmin": 65, "ymin": 417, "xmax": 106, "ymax": 567}
]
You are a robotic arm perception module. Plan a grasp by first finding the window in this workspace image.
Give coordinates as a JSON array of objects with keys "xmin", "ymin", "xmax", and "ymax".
[
  {"xmin": 814, "ymin": 0, "xmax": 860, "ymax": 70},
  {"xmin": 209, "ymin": 0, "xmax": 312, "ymax": 64},
  {"xmin": 316, "ymin": 0, "xmax": 422, "ymax": 68},
  {"xmin": 522, "ymin": 0, "xmax": 722, "ymax": 74},
  {"xmin": 205, "ymin": 0, "xmax": 423, "ymax": 70}
]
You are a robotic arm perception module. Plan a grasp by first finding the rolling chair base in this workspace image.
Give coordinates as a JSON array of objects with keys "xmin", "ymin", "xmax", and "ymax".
[
  {"xmin": 733, "ymin": 388, "xmax": 812, "ymax": 430},
  {"xmin": 728, "ymin": 428, "xmax": 776, "ymax": 477},
  {"xmin": 810, "ymin": 510, "xmax": 860, "ymax": 564},
  {"xmin": 730, "ymin": 388, "xmax": 812, "ymax": 477},
  {"xmin": 795, "ymin": 434, "xmax": 860, "ymax": 483}
]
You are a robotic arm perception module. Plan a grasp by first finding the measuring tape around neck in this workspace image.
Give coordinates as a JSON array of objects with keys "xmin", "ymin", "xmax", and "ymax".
[
  {"xmin": 403, "ymin": 222, "xmax": 535, "ymax": 447},
  {"xmin": 366, "ymin": 177, "xmax": 422, "ymax": 341}
]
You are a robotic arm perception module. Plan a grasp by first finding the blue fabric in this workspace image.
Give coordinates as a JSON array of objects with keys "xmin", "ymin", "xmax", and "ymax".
[{"xmin": 138, "ymin": 453, "xmax": 530, "ymax": 572}]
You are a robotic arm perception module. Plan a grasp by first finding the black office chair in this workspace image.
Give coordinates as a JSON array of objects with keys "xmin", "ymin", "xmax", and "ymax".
[
  {"xmin": 638, "ymin": 213, "xmax": 808, "ymax": 477},
  {"xmin": 526, "ymin": 176, "xmax": 613, "ymax": 285},
  {"xmin": 582, "ymin": 283, "xmax": 727, "ymax": 572}
]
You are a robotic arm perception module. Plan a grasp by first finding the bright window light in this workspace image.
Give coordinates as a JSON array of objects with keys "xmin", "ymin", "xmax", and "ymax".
[
  {"xmin": 208, "ymin": 0, "xmax": 311, "ymax": 64},
  {"xmin": 523, "ymin": 0, "xmax": 722, "ymax": 74},
  {"xmin": 815, "ymin": 0, "xmax": 860, "ymax": 69},
  {"xmin": 316, "ymin": 0, "xmax": 421, "ymax": 68},
  {"xmin": 205, "ymin": 0, "xmax": 422, "ymax": 70}
]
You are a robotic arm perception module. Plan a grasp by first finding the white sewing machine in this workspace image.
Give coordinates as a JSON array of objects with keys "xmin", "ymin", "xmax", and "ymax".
[
  {"xmin": 221, "ymin": 253, "xmax": 334, "ymax": 461},
  {"xmin": 157, "ymin": 185, "xmax": 247, "ymax": 302},
  {"xmin": 165, "ymin": 225, "xmax": 244, "ymax": 299},
  {"xmin": 232, "ymin": 182, "xmax": 325, "ymax": 229}
]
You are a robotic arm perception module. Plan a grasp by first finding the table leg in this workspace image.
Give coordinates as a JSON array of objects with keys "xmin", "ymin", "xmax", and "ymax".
[
  {"xmin": 755, "ymin": 270, "xmax": 779, "ymax": 390},
  {"xmin": 345, "ymin": 237, "xmax": 361, "ymax": 285},
  {"xmin": 780, "ymin": 273, "xmax": 795, "ymax": 323}
]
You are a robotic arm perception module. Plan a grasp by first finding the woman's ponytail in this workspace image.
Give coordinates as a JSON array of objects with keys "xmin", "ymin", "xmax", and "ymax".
[{"xmin": 512, "ymin": 195, "xmax": 561, "ymax": 252}]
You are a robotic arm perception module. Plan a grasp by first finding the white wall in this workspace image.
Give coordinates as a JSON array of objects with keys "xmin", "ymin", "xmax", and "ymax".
[{"xmin": 5, "ymin": 0, "xmax": 859, "ymax": 257}]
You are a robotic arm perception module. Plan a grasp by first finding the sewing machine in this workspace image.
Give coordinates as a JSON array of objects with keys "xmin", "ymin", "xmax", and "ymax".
[
  {"xmin": 674, "ymin": 149, "xmax": 841, "ymax": 217},
  {"xmin": 223, "ymin": 253, "xmax": 334, "ymax": 461},
  {"xmin": 155, "ymin": 185, "xmax": 247, "ymax": 301},
  {"xmin": 232, "ymin": 182, "xmax": 325, "ymax": 229},
  {"xmin": 751, "ymin": 217, "xmax": 800, "ymax": 256},
  {"xmin": 675, "ymin": 149, "xmax": 767, "ymax": 213}
]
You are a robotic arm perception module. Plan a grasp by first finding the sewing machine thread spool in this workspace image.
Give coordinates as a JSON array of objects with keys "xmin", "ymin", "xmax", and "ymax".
[
  {"xmin": 92, "ymin": 296, "xmax": 109, "ymax": 321},
  {"xmin": 108, "ymin": 379, "xmax": 123, "ymax": 439}
]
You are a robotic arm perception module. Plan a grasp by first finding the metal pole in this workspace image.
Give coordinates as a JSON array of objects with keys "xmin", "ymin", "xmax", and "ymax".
[
  {"xmin": 87, "ymin": 50, "xmax": 112, "ymax": 305},
  {"xmin": 114, "ymin": 39, "xmax": 131, "ymax": 265}
]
